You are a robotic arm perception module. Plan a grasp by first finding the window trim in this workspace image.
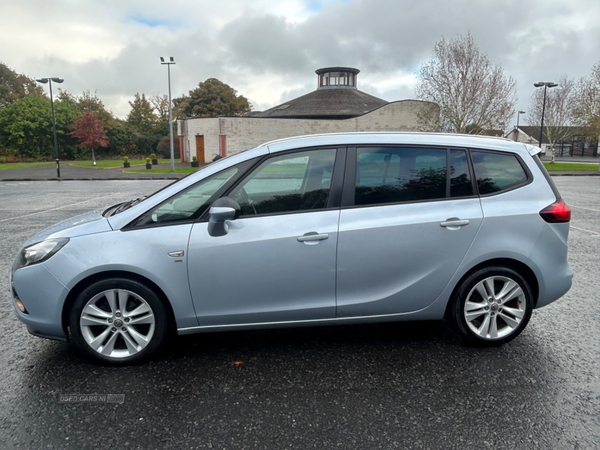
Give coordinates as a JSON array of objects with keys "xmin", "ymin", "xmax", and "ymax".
[{"xmin": 341, "ymin": 144, "xmax": 479, "ymax": 210}]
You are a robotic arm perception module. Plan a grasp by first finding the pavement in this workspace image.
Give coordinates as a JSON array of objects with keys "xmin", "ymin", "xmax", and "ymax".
[
  {"xmin": 1, "ymin": 154, "xmax": 598, "ymax": 181},
  {"xmin": 0, "ymin": 160, "xmax": 203, "ymax": 181},
  {"xmin": 1, "ymin": 177, "xmax": 599, "ymax": 449}
]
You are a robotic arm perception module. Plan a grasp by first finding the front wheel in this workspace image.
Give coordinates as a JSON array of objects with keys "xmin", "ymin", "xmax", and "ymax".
[
  {"xmin": 69, "ymin": 278, "xmax": 168, "ymax": 365},
  {"xmin": 448, "ymin": 267, "xmax": 534, "ymax": 346}
]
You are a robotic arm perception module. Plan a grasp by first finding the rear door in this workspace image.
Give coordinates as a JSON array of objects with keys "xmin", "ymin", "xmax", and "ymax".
[{"xmin": 336, "ymin": 146, "xmax": 483, "ymax": 317}]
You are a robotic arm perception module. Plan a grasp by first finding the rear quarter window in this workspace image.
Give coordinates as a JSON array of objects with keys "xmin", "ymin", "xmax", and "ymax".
[{"xmin": 471, "ymin": 150, "xmax": 528, "ymax": 195}]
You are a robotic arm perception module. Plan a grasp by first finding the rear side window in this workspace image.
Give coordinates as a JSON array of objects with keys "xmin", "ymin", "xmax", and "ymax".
[
  {"xmin": 355, "ymin": 147, "xmax": 447, "ymax": 205},
  {"xmin": 471, "ymin": 150, "xmax": 528, "ymax": 195}
]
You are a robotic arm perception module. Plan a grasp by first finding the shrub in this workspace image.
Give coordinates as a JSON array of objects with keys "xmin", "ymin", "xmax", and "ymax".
[
  {"xmin": 123, "ymin": 156, "xmax": 129, "ymax": 163},
  {"xmin": 192, "ymin": 156, "xmax": 197, "ymax": 161},
  {"xmin": 145, "ymin": 157, "xmax": 151, "ymax": 164}
]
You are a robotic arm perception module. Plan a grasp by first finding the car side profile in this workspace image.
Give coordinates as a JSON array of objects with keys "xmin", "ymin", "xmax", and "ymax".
[{"xmin": 9, "ymin": 132, "xmax": 573, "ymax": 364}]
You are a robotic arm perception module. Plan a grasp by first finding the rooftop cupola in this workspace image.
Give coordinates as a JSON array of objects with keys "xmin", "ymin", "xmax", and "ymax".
[{"xmin": 316, "ymin": 67, "xmax": 359, "ymax": 89}]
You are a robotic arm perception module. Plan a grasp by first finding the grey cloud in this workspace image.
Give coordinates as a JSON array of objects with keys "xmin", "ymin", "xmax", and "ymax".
[{"xmin": 9, "ymin": 0, "xmax": 600, "ymax": 120}]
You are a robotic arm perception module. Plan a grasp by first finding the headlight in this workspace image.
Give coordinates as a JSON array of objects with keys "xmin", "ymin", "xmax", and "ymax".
[{"xmin": 11, "ymin": 238, "xmax": 70, "ymax": 276}]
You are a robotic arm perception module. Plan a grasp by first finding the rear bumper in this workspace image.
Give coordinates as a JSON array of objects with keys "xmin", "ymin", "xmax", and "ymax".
[{"xmin": 528, "ymin": 222, "xmax": 573, "ymax": 308}]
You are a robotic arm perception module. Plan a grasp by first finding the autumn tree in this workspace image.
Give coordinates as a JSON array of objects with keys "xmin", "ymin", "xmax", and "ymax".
[
  {"xmin": 416, "ymin": 33, "xmax": 516, "ymax": 133},
  {"xmin": 573, "ymin": 62, "xmax": 600, "ymax": 140},
  {"xmin": 69, "ymin": 111, "xmax": 109, "ymax": 164},
  {"xmin": 150, "ymin": 94, "xmax": 170, "ymax": 123},
  {"xmin": 527, "ymin": 76, "xmax": 576, "ymax": 163},
  {"xmin": 174, "ymin": 78, "xmax": 251, "ymax": 118},
  {"xmin": 0, "ymin": 62, "xmax": 44, "ymax": 109}
]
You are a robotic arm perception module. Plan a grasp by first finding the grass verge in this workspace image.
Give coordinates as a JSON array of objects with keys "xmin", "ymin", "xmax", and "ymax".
[
  {"xmin": 0, "ymin": 162, "xmax": 53, "ymax": 171},
  {"xmin": 124, "ymin": 168, "xmax": 199, "ymax": 174},
  {"xmin": 543, "ymin": 162, "xmax": 599, "ymax": 171}
]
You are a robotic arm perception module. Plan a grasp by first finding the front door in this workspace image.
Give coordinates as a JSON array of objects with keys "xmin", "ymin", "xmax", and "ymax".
[
  {"xmin": 195, "ymin": 135, "xmax": 205, "ymax": 162},
  {"xmin": 187, "ymin": 147, "xmax": 340, "ymax": 326}
]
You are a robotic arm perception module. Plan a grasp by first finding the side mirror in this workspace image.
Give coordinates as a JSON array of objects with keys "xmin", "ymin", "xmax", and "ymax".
[{"xmin": 208, "ymin": 197, "xmax": 241, "ymax": 236}]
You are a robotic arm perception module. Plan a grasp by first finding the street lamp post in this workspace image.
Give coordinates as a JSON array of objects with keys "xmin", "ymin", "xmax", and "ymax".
[
  {"xmin": 514, "ymin": 110, "xmax": 525, "ymax": 141},
  {"xmin": 533, "ymin": 82, "xmax": 558, "ymax": 151},
  {"xmin": 160, "ymin": 57, "xmax": 176, "ymax": 172},
  {"xmin": 36, "ymin": 77, "xmax": 64, "ymax": 178}
]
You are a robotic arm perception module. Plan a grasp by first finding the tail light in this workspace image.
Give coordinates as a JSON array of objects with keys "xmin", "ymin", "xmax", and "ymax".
[{"xmin": 540, "ymin": 199, "xmax": 571, "ymax": 223}]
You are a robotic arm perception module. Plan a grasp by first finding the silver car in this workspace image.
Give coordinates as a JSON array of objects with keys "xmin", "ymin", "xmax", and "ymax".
[{"xmin": 9, "ymin": 133, "xmax": 573, "ymax": 364}]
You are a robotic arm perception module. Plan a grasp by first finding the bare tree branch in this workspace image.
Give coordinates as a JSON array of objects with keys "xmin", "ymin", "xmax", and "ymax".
[
  {"xmin": 416, "ymin": 33, "xmax": 516, "ymax": 134},
  {"xmin": 527, "ymin": 76, "xmax": 576, "ymax": 162}
]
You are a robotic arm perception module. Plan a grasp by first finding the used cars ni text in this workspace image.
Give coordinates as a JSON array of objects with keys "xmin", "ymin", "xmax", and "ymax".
[{"xmin": 9, "ymin": 132, "xmax": 573, "ymax": 364}]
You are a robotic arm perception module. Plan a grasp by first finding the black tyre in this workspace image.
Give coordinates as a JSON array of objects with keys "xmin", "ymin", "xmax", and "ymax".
[
  {"xmin": 449, "ymin": 267, "xmax": 534, "ymax": 346},
  {"xmin": 69, "ymin": 278, "xmax": 168, "ymax": 365}
]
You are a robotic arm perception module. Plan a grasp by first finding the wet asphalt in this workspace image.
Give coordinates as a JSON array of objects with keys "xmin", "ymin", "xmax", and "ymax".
[{"xmin": 0, "ymin": 177, "xmax": 599, "ymax": 449}]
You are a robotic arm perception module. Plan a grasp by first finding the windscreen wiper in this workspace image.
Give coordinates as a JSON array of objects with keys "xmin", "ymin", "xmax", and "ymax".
[{"xmin": 112, "ymin": 196, "xmax": 147, "ymax": 215}]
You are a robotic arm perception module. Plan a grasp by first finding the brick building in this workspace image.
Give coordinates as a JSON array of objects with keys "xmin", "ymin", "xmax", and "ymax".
[{"xmin": 177, "ymin": 67, "xmax": 439, "ymax": 162}]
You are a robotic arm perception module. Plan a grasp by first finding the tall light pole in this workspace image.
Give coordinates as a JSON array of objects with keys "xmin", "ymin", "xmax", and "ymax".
[
  {"xmin": 160, "ymin": 57, "xmax": 176, "ymax": 172},
  {"xmin": 36, "ymin": 77, "xmax": 64, "ymax": 178},
  {"xmin": 514, "ymin": 110, "xmax": 525, "ymax": 141},
  {"xmin": 533, "ymin": 82, "xmax": 558, "ymax": 149}
]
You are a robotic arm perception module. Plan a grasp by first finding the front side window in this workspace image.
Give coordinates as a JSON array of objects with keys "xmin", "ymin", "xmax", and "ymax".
[
  {"xmin": 131, "ymin": 166, "xmax": 241, "ymax": 226},
  {"xmin": 229, "ymin": 149, "xmax": 337, "ymax": 216},
  {"xmin": 471, "ymin": 150, "xmax": 528, "ymax": 195},
  {"xmin": 355, "ymin": 147, "xmax": 447, "ymax": 206}
]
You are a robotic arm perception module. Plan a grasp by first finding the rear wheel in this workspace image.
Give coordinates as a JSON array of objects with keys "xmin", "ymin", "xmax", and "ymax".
[
  {"xmin": 69, "ymin": 278, "xmax": 168, "ymax": 365},
  {"xmin": 449, "ymin": 267, "xmax": 534, "ymax": 346}
]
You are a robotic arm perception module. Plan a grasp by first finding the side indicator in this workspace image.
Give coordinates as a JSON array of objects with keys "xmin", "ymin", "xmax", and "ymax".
[{"xmin": 540, "ymin": 199, "xmax": 571, "ymax": 223}]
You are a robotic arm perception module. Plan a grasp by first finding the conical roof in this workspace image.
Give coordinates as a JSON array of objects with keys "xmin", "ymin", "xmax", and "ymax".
[{"xmin": 252, "ymin": 67, "xmax": 388, "ymax": 119}]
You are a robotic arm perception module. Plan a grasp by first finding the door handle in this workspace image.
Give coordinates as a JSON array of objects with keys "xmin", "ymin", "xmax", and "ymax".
[
  {"xmin": 440, "ymin": 218, "xmax": 470, "ymax": 228},
  {"xmin": 297, "ymin": 233, "xmax": 329, "ymax": 242}
]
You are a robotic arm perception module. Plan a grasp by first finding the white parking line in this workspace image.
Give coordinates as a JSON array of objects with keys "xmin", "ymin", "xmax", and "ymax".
[
  {"xmin": 570, "ymin": 225, "xmax": 600, "ymax": 236},
  {"xmin": 0, "ymin": 198, "xmax": 103, "ymax": 223}
]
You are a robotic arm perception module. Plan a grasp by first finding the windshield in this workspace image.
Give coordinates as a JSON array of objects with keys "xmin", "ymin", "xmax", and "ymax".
[{"xmin": 102, "ymin": 170, "xmax": 202, "ymax": 217}]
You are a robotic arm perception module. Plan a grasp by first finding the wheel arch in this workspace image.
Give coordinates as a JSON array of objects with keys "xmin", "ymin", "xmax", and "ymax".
[
  {"xmin": 444, "ymin": 258, "xmax": 540, "ymax": 320},
  {"xmin": 61, "ymin": 270, "xmax": 177, "ymax": 339}
]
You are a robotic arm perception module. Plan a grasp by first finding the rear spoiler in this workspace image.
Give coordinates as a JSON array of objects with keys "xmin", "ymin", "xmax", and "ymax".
[{"xmin": 525, "ymin": 144, "xmax": 541, "ymax": 156}]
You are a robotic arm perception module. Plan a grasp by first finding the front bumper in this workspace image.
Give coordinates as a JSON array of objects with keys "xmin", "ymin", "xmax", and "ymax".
[{"xmin": 10, "ymin": 263, "xmax": 69, "ymax": 341}]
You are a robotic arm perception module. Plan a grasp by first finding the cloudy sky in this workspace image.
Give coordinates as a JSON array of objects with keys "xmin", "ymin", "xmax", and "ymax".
[{"xmin": 2, "ymin": 0, "xmax": 599, "ymax": 123}]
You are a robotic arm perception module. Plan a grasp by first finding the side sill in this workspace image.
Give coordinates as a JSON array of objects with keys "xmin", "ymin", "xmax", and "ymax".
[{"xmin": 177, "ymin": 310, "xmax": 434, "ymax": 335}]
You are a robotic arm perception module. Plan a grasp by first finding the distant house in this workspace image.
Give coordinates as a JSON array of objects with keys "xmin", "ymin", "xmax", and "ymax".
[
  {"xmin": 504, "ymin": 126, "xmax": 599, "ymax": 157},
  {"xmin": 176, "ymin": 67, "xmax": 439, "ymax": 162}
]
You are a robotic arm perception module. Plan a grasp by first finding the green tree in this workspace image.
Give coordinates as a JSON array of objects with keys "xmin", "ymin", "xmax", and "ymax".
[
  {"xmin": 174, "ymin": 78, "xmax": 251, "ymax": 118},
  {"xmin": 0, "ymin": 94, "xmax": 80, "ymax": 159},
  {"xmin": 0, "ymin": 62, "xmax": 44, "ymax": 109},
  {"xmin": 126, "ymin": 93, "xmax": 158, "ymax": 133}
]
